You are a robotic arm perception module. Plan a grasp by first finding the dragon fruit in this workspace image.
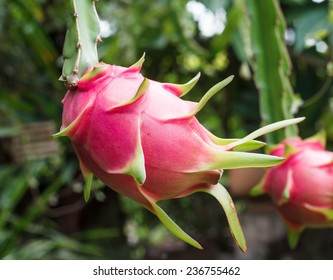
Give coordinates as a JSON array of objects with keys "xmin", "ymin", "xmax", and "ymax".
[
  {"xmin": 54, "ymin": 54, "xmax": 303, "ymax": 250},
  {"xmin": 252, "ymin": 132, "xmax": 333, "ymax": 247}
]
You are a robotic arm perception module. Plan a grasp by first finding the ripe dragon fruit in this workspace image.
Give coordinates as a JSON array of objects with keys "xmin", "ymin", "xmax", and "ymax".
[
  {"xmin": 252, "ymin": 132, "xmax": 333, "ymax": 247},
  {"xmin": 54, "ymin": 54, "xmax": 303, "ymax": 251}
]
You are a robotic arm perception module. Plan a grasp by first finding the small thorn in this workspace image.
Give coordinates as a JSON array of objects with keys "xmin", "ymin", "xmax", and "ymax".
[
  {"xmin": 96, "ymin": 36, "xmax": 103, "ymax": 43},
  {"xmin": 64, "ymin": 82, "xmax": 77, "ymax": 90},
  {"xmin": 77, "ymin": 42, "xmax": 82, "ymax": 49}
]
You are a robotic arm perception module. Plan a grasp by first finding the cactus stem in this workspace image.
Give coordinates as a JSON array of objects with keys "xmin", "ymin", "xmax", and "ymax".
[
  {"xmin": 72, "ymin": 0, "xmax": 81, "ymax": 83},
  {"xmin": 61, "ymin": 0, "xmax": 100, "ymax": 87}
]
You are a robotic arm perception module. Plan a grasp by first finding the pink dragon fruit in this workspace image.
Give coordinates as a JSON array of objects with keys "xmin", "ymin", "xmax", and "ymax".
[
  {"xmin": 54, "ymin": 54, "xmax": 303, "ymax": 250},
  {"xmin": 253, "ymin": 132, "xmax": 333, "ymax": 247}
]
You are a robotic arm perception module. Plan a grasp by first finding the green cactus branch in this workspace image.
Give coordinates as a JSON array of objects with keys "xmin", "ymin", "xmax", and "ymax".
[
  {"xmin": 61, "ymin": 0, "xmax": 101, "ymax": 88},
  {"xmin": 240, "ymin": 0, "xmax": 299, "ymax": 144}
]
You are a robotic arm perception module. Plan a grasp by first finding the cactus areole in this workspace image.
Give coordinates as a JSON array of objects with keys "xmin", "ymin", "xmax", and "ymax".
[{"xmin": 54, "ymin": 53, "xmax": 305, "ymax": 250}]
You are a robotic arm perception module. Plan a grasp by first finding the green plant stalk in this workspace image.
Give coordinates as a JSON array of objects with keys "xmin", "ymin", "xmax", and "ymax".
[
  {"xmin": 60, "ymin": 0, "xmax": 100, "ymax": 88},
  {"xmin": 242, "ymin": 0, "xmax": 298, "ymax": 144}
]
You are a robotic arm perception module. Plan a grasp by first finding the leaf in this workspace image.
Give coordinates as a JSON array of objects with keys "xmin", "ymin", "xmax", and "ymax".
[
  {"xmin": 83, "ymin": 173, "xmax": 93, "ymax": 202},
  {"xmin": 198, "ymin": 184, "xmax": 247, "ymax": 252},
  {"xmin": 250, "ymin": 177, "xmax": 266, "ymax": 196},
  {"xmin": 138, "ymin": 187, "xmax": 203, "ymax": 249},
  {"xmin": 211, "ymin": 137, "xmax": 266, "ymax": 151},
  {"xmin": 209, "ymin": 151, "xmax": 284, "ymax": 170},
  {"xmin": 121, "ymin": 124, "xmax": 146, "ymax": 186},
  {"xmin": 287, "ymin": 226, "xmax": 302, "ymax": 249},
  {"xmin": 163, "ymin": 73, "xmax": 201, "ymax": 97},
  {"xmin": 192, "ymin": 76, "xmax": 234, "ymax": 116},
  {"xmin": 224, "ymin": 118, "xmax": 305, "ymax": 151},
  {"xmin": 304, "ymin": 204, "xmax": 333, "ymax": 221},
  {"xmin": 280, "ymin": 170, "xmax": 293, "ymax": 204},
  {"xmin": 284, "ymin": 144, "xmax": 298, "ymax": 157},
  {"xmin": 124, "ymin": 53, "xmax": 146, "ymax": 73},
  {"xmin": 305, "ymin": 130, "xmax": 326, "ymax": 147}
]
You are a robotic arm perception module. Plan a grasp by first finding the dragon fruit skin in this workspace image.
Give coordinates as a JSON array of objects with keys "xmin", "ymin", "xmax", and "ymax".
[
  {"xmin": 255, "ymin": 135, "xmax": 333, "ymax": 246},
  {"xmin": 61, "ymin": 63, "xmax": 223, "ymax": 205},
  {"xmin": 54, "ymin": 56, "xmax": 303, "ymax": 250}
]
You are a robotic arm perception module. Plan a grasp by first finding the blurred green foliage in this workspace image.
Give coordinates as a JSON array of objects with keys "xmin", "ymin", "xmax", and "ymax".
[{"xmin": 0, "ymin": 0, "xmax": 333, "ymax": 259}]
